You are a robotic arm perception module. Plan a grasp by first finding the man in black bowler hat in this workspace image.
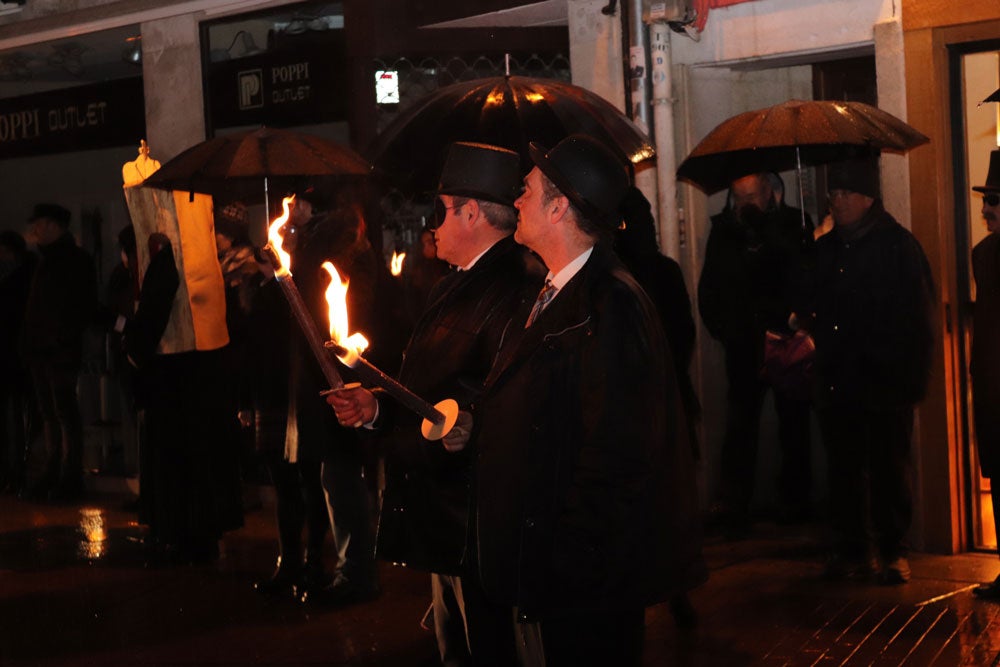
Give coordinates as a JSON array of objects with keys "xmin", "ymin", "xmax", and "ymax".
[
  {"xmin": 327, "ymin": 141, "xmax": 543, "ymax": 665},
  {"xmin": 441, "ymin": 134, "xmax": 705, "ymax": 665},
  {"xmin": 22, "ymin": 203, "xmax": 97, "ymax": 501},
  {"xmin": 968, "ymin": 150, "xmax": 1000, "ymax": 599}
]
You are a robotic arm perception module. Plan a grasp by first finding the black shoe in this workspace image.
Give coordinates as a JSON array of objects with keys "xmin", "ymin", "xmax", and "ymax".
[
  {"xmin": 973, "ymin": 576, "xmax": 1000, "ymax": 600},
  {"xmin": 300, "ymin": 579, "xmax": 380, "ymax": 607},
  {"xmin": 254, "ymin": 567, "xmax": 302, "ymax": 596},
  {"xmin": 878, "ymin": 557, "xmax": 910, "ymax": 585}
]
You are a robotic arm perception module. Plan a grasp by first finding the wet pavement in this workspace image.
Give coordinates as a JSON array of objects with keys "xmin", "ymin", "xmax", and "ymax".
[{"xmin": 3, "ymin": 489, "xmax": 1000, "ymax": 666}]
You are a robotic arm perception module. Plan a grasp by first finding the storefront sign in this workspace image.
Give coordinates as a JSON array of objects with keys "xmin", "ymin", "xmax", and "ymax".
[
  {"xmin": 207, "ymin": 32, "xmax": 347, "ymax": 129},
  {"xmin": 0, "ymin": 78, "xmax": 146, "ymax": 159}
]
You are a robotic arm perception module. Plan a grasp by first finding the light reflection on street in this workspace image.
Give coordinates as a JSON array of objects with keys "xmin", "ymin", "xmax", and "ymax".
[{"xmin": 77, "ymin": 507, "xmax": 107, "ymax": 560}]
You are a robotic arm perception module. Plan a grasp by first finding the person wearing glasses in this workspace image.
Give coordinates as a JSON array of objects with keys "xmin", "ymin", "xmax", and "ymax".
[
  {"xmin": 800, "ymin": 157, "xmax": 934, "ymax": 586},
  {"xmin": 328, "ymin": 142, "xmax": 543, "ymax": 665},
  {"xmin": 428, "ymin": 135, "xmax": 704, "ymax": 665},
  {"xmin": 970, "ymin": 150, "xmax": 1000, "ymax": 600}
]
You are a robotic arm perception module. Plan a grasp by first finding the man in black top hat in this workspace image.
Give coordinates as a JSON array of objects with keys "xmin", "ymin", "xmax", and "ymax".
[
  {"xmin": 441, "ymin": 134, "xmax": 704, "ymax": 665},
  {"xmin": 968, "ymin": 150, "xmax": 1000, "ymax": 599},
  {"xmin": 22, "ymin": 203, "xmax": 97, "ymax": 501},
  {"xmin": 328, "ymin": 141, "xmax": 543, "ymax": 665},
  {"xmin": 802, "ymin": 157, "xmax": 934, "ymax": 585}
]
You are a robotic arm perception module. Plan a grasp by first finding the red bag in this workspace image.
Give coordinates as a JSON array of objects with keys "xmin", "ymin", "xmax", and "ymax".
[{"xmin": 761, "ymin": 329, "xmax": 815, "ymax": 397}]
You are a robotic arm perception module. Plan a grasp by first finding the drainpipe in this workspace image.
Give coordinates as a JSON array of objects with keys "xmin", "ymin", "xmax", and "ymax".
[
  {"xmin": 625, "ymin": 0, "xmax": 651, "ymax": 136},
  {"xmin": 649, "ymin": 22, "xmax": 680, "ymax": 259}
]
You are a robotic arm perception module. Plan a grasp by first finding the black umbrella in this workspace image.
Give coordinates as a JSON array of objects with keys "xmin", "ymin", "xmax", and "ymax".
[
  {"xmin": 367, "ymin": 75, "xmax": 654, "ymax": 195},
  {"xmin": 143, "ymin": 126, "xmax": 372, "ymax": 213},
  {"xmin": 677, "ymin": 99, "xmax": 929, "ymax": 195},
  {"xmin": 981, "ymin": 88, "xmax": 1000, "ymax": 105}
]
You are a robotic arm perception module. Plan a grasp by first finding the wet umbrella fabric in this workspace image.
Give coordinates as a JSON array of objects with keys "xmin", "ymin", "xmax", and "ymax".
[
  {"xmin": 676, "ymin": 99, "xmax": 929, "ymax": 195},
  {"xmin": 367, "ymin": 75, "xmax": 654, "ymax": 195},
  {"xmin": 142, "ymin": 126, "xmax": 371, "ymax": 203}
]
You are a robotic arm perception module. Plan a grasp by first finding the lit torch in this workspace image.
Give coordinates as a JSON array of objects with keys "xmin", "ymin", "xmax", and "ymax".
[
  {"xmin": 261, "ymin": 196, "xmax": 347, "ymax": 392},
  {"xmin": 320, "ymin": 262, "xmax": 458, "ymax": 440},
  {"xmin": 390, "ymin": 251, "xmax": 405, "ymax": 277}
]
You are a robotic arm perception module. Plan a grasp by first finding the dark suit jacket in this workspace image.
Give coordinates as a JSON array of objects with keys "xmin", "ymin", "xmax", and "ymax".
[
  {"xmin": 472, "ymin": 242, "xmax": 705, "ymax": 621},
  {"xmin": 377, "ymin": 235, "xmax": 543, "ymax": 574}
]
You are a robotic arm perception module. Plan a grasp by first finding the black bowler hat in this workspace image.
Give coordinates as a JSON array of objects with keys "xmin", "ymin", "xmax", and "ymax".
[
  {"xmin": 436, "ymin": 142, "xmax": 522, "ymax": 206},
  {"xmin": 528, "ymin": 134, "xmax": 629, "ymax": 228},
  {"xmin": 28, "ymin": 203, "xmax": 71, "ymax": 227},
  {"xmin": 973, "ymin": 150, "xmax": 1000, "ymax": 194}
]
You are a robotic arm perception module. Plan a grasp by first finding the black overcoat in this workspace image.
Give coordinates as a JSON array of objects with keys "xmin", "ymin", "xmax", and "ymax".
[
  {"xmin": 377, "ymin": 236, "xmax": 543, "ymax": 574},
  {"xmin": 971, "ymin": 233, "xmax": 1000, "ymax": 477},
  {"xmin": 807, "ymin": 201, "xmax": 934, "ymax": 411},
  {"xmin": 472, "ymin": 243, "xmax": 705, "ymax": 621}
]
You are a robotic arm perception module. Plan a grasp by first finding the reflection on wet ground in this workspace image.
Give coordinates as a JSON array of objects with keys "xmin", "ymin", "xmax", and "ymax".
[{"xmin": 3, "ymin": 492, "xmax": 1000, "ymax": 665}]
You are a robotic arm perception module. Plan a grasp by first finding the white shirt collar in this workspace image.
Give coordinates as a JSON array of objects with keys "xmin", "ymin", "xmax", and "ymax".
[{"xmin": 546, "ymin": 245, "xmax": 594, "ymax": 292}]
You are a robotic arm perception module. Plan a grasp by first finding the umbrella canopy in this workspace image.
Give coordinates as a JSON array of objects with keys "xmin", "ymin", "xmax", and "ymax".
[
  {"xmin": 677, "ymin": 99, "xmax": 929, "ymax": 194},
  {"xmin": 143, "ymin": 126, "xmax": 371, "ymax": 201},
  {"xmin": 367, "ymin": 75, "xmax": 654, "ymax": 195},
  {"xmin": 982, "ymin": 87, "xmax": 1000, "ymax": 105}
]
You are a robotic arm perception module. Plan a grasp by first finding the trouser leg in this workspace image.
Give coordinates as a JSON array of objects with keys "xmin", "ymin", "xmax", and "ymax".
[
  {"xmin": 265, "ymin": 453, "xmax": 305, "ymax": 572},
  {"xmin": 719, "ymin": 345, "xmax": 766, "ymax": 517},
  {"xmin": 432, "ymin": 573, "xmax": 471, "ymax": 667},
  {"xmin": 868, "ymin": 408, "xmax": 913, "ymax": 561},
  {"xmin": 819, "ymin": 407, "xmax": 870, "ymax": 559},
  {"xmin": 321, "ymin": 442, "xmax": 375, "ymax": 589},
  {"xmin": 775, "ymin": 391, "xmax": 812, "ymax": 509}
]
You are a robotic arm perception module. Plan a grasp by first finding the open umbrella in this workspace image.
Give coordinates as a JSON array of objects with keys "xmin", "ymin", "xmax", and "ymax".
[
  {"xmin": 677, "ymin": 99, "xmax": 929, "ymax": 195},
  {"xmin": 367, "ymin": 75, "xmax": 654, "ymax": 195},
  {"xmin": 143, "ymin": 126, "xmax": 372, "ymax": 213}
]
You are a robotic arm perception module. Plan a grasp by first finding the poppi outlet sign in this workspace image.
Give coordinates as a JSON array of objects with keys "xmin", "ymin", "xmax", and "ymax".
[{"xmin": 0, "ymin": 78, "xmax": 146, "ymax": 159}]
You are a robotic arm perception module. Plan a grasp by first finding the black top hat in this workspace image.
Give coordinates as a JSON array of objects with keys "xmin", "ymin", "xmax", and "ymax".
[
  {"xmin": 973, "ymin": 150, "xmax": 1000, "ymax": 193},
  {"xmin": 436, "ymin": 142, "xmax": 522, "ymax": 207},
  {"xmin": 528, "ymin": 135, "xmax": 629, "ymax": 229},
  {"xmin": 28, "ymin": 203, "xmax": 71, "ymax": 227}
]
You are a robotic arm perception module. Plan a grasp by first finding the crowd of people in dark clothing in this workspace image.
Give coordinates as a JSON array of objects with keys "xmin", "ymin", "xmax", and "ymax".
[{"xmin": 0, "ymin": 136, "xmax": 955, "ymax": 664}]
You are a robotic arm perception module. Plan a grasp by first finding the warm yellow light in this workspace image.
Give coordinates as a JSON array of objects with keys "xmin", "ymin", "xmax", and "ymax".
[
  {"xmin": 390, "ymin": 251, "xmax": 405, "ymax": 276},
  {"xmin": 322, "ymin": 261, "xmax": 369, "ymax": 355},
  {"xmin": 486, "ymin": 90, "xmax": 505, "ymax": 106},
  {"xmin": 523, "ymin": 92, "xmax": 545, "ymax": 103},
  {"xmin": 77, "ymin": 507, "xmax": 107, "ymax": 560},
  {"xmin": 267, "ymin": 196, "xmax": 295, "ymax": 272}
]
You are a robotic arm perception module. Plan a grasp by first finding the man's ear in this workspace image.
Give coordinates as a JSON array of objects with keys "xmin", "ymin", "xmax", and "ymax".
[
  {"xmin": 549, "ymin": 194, "xmax": 570, "ymax": 223},
  {"xmin": 464, "ymin": 199, "xmax": 481, "ymax": 226}
]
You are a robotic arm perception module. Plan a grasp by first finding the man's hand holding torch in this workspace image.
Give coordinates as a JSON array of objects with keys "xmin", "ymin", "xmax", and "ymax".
[{"xmin": 326, "ymin": 385, "xmax": 377, "ymax": 430}]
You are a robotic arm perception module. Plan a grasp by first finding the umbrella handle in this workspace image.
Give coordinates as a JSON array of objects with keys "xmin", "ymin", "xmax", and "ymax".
[{"xmin": 796, "ymin": 146, "xmax": 806, "ymax": 231}]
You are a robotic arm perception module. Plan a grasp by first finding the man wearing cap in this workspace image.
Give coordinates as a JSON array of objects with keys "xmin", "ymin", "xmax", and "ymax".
[
  {"xmin": 443, "ymin": 134, "xmax": 703, "ymax": 664},
  {"xmin": 804, "ymin": 158, "xmax": 934, "ymax": 585},
  {"xmin": 327, "ymin": 141, "xmax": 543, "ymax": 664},
  {"xmin": 22, "ymin": 203, "xmax": 97, "ymax": 501},
  {"xmin": 969, "ymin": 150, "xmax": 1000, "ymax": 599}
]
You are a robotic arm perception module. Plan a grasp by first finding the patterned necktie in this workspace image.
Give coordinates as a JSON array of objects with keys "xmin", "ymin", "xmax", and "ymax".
[{"xmin": 526, "ymin": 280, "xmax": 556, "ymax": 327}]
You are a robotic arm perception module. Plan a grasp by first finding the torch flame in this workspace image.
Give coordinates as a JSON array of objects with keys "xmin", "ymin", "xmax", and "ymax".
[
  {"xmin": 322, "ymin": 261, "xmax": 369, "ymax": 358},
  {"xmin": 390, "ymin": 251, "xmax": 405, "ymax": 276},
  {"xmin": 267, "ymin": 196, "xmax": 296, "ymax": 272}
]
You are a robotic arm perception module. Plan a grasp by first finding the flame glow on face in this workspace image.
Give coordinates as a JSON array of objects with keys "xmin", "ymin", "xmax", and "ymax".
[
  {"xmin": 322, "ymin": 261, "xmax": 369, "ymax": 355},
  {"xmin": 267, "ymin": 196, "xmax": 296, "ymax": 271},
  {"xmin": 390, "ymin": 251, "xmax": 405, "ymax": 276}
]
